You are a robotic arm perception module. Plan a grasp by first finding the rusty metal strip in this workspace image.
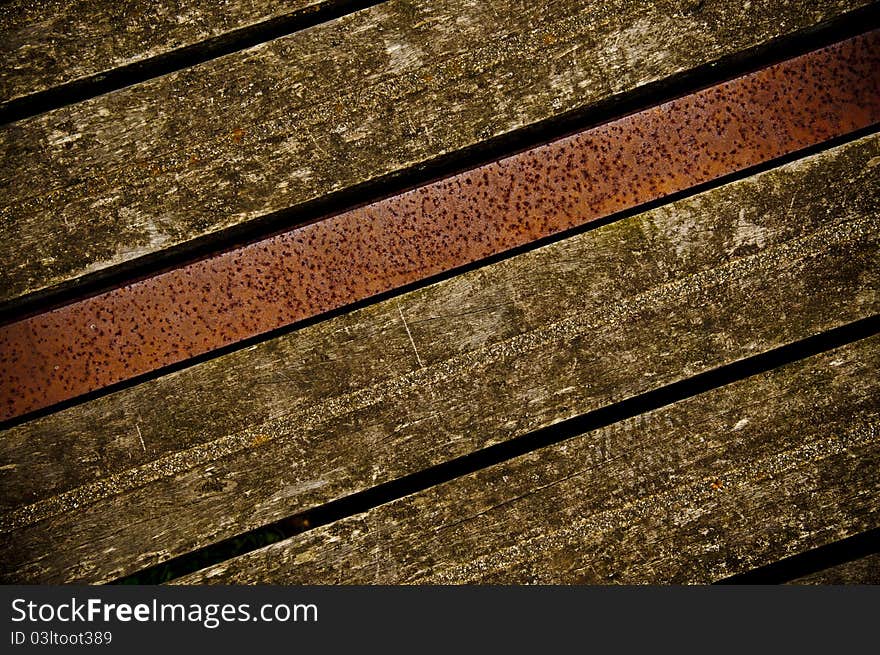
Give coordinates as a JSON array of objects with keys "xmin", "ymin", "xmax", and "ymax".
[{"xmin": 1, "ymin": 32, "xmax": 878, "ymax": 422}]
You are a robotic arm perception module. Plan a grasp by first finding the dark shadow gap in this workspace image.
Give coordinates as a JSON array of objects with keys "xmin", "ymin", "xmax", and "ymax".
[
  {"xmin": 1, "ymin": 4, "xmax": 877, "ymax": 322},
  {"xmin": 716, "ymin": 528, "xmax": 880, "ymax": 584},
  {"xmin": 1, "ymin": 122, "xmax": 876, "ymax": 432},
  {"xmin": 0, "ymin": 0, "xmax": 386, "ymax": 125},
  {"xmin": 110, "ymin": 314, "xmax": 880, "ymax": 584}
]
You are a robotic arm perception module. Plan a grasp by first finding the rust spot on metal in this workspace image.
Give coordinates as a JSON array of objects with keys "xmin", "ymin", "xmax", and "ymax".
[{"xmin": 1, "ymin": 33, "xmax": 878, "ymax": 422}]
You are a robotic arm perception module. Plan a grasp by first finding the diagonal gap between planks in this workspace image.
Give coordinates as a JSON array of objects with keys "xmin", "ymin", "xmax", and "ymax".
[
  {"xmin": 2, "ymin": 122, "xmax": 876, "ymax": 433},
  {"xmin": 4, "ymin": 129, "xmax": 875, "ymax": 583},
  {"xmin": 0, "ymin": 4, "xmax": 877, "ymax": 324},
  {"xmin": 171, "ymin": 333, "xmax": 879, "ymax": 583},
  {"xmin": 1, "ymin": 1, "xmax": 877, "ymax": 584},
  {"xmin": 111, "ymin": 315, "xmax": 880, "ymax": 584},
  {"xmin": 2, "ymin": 31, "xmax": 877, "ymax": 423},
  {"xmin": 716, "ymin": 527, "xmax": 880, "ymax": 584},
  {"xmin": 0, "ymin": 0, "xmax": 387, "ymax": 126}
]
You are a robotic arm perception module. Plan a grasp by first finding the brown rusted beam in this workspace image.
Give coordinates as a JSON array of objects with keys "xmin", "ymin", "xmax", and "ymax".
[{"xmin": 1, "ymin": 32, "xmax": 878, "ymax": 422}]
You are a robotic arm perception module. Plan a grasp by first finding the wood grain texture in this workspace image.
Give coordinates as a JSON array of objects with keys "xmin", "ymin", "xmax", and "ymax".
[
  {"xmin": 0, "ymin": 0, "xmax": 327, "ymax": 106},
  {"xmin": 0, "ymin": 0, "xmax": 869, "ymax": 304},
  {"xmin": 788, "ymin": 554, "xmax": 880, "ymax": 584},
  {"xmin": 180, "ymin": 335, "xmax": 880, "ymax": 584},
  {"xmin": 1, "ymin": 134, "xmax": 876, "ymax": 583},
  {"xmin": 4, "ymin": 32, "xmax": 876, "ymax": 423}
]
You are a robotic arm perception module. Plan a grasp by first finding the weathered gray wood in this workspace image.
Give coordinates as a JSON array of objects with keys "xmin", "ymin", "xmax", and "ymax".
[
  {"xmin": 179, "ymin": 336, "xmax": 880, "ymax": 584},
  {"xmin": 788, "ymin": 554, "xmax": 880, "ymax": 585},
  {"xmin": 0, "ymin": 0, "xmax": 868, "ymax": 304},
  {"xmin": 0, "ymin": 135, "xmax": 876, "ymax": 583},
  {"xmin": 0, "ymin": 0, "xmax": 327, "ymax": 106}
]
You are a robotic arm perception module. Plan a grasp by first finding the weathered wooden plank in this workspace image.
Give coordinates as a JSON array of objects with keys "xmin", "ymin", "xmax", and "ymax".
[
  {"xmin": 0, "ymin": 134, "xmax": 876, "ymax": 583},
  {"xmin": 0, "ymin": 0, "xmax": 869, "ymax": 305},
  {"xmin": 0, "ymin": 0, "xmax": 329, "ymax": 107},
  {"xmin": 4, "ymin": 134, "xmax": 874, "ymax": 511},
  {"xmin": 4, "ymin": 32, "xmax": 875, "ymax": 422},
  {"xmin": 179, "ymin": 335, "xmax": 880, "ymax": 584},
  {"xmin": 788, "ymin": 554, "xmax": 880, "ymax": 584}
]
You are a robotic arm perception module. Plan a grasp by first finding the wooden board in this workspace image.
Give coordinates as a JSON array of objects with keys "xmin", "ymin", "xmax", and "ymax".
[
  {"xmin": 4, "ymin": 32, "xmax": 875, "ymax": 423},
  {"xmin": 179, "ymin": 335, "xmax": 880, "ymax": 584},
  {"xmin": 0, "ymin": 0, "xmax": 869, "ymax": 305},
  {"xmin": 1, "ymin": 134, "xmax": 876, "ymax": 583},
  {"xmin": 0, "ymin": 0, "xmax": 329, "ymax": 107},
  {"xmin": 789, "ymin": 554, "xmax": 880, "ymax": 584}
]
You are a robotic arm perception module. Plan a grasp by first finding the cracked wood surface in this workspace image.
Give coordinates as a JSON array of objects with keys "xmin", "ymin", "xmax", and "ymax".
[
  {"xmin": 0, "ymin": 0, "xmax": 329, "ymax": 107},
  {"xmin": 0, "ymin": 0, "xmax": 870, "ymax": 305},
  {"xmin": 0, "ymin": 134, "xmax": 877, "ymax": 583},
  {"xmin": 180, "ymin": 336, "xmax": 880, "ymax": 584}
]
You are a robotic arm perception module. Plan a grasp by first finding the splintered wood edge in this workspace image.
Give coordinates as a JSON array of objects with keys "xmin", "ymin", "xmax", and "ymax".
[
  {"xmin": 179, "ymin": 335, "xmax": 880, "ymax": 584},
  {"xmin": 0, "ymin": 0, "xmax": 869, "ymax": 303},
  {"xmin": 0, "ymin": 134, "xmax": 877, "ymax": 583}
]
